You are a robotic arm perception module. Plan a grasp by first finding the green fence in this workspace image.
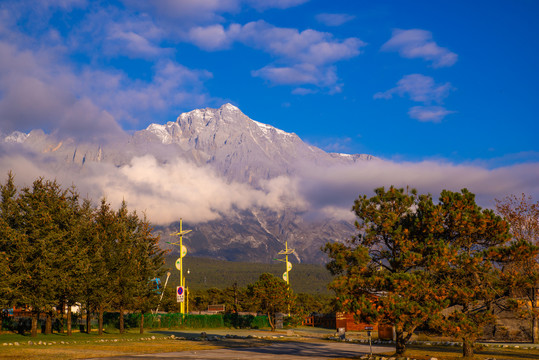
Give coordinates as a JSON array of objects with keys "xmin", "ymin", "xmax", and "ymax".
[
  {"xmin": 1, "ymin": 312, "xmax": 269, "ymax": 333},
  {"xmin": 125, "ymin": 313, "xmax": 269, "ymax": 330}
]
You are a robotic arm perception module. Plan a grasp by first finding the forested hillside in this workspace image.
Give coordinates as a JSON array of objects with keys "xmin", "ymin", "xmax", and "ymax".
[{"xmin": 164, "ymin": 256, "xmax": 334, "ymax": 295}]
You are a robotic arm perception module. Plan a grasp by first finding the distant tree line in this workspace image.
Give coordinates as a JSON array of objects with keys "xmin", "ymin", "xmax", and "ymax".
[
  {"xmin": 325, "ymin": 186, "xmax": 539, "ymax": 358},
  {"xmin": 165, "ymin": 285, "xmax": 334, "ymax": 315},
  {"xmin": 159, "ymin": 274, "xmax": 305, "ymax": 331},
  {"xmin": 0, "ymin": 172, "xmax": 166, "ymax": 337}
]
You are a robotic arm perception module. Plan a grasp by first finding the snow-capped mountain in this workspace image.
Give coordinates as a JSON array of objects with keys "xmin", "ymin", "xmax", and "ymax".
[
  {"xmin": 1, "ymin": 104, "xmax": 374, "ymax": 263},
  {"xmin": 135, "ymin": 103, "xmax": 373, "ymax": 185}
]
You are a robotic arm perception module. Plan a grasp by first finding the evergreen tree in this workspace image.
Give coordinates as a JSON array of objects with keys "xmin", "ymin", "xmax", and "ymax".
[
  {"xmin": 131, "ymin": 213, "xmax": 165, "ymax": 334},
  {"xmin": 58, "ymin": 196, "xmax": 93, "ymax": 336},
  {"xmin": 0, "ymin": 172, "xmax": 21, "ymax": 331},
  {"xmin": 248, "ymin": 273, "xmax": 294, "ymax": 331},
  {"xmin": 325, "ymin": 186, "xmax": 450, "ymax": 356},
  {"xmin": 325, "ymin": 186, "xmax": 537, "ymax": 358},
  {"xmin": 16, "ymin": 178, "xmax": 71, "ymax": 336},
  {"xmin": 87, "ymin": 198, "xmax": 117, "ymax": 335},
  {"xmin": 110, "ymin": 201, "xmax": 165, "ymax": 334}
]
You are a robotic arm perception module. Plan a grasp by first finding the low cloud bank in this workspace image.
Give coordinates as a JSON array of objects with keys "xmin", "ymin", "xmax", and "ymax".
[
  {"xmin": 297, "ymin": 159, "xmax": 539, "ymax": 221},
  {"xmin": 0, "ymin": 146, "xmax": 537, "ymax": 225}
]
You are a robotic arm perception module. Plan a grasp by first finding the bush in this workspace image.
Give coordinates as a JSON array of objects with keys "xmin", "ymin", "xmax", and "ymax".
[{"xmin": 122, "ymin": 313, "xmax": 269, "ymax": 330}]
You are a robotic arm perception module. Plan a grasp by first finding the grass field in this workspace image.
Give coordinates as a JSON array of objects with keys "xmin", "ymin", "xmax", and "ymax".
[
  {"xmin": 0, "ymin": 329, "xmax": 279, "ymax": 360},
  {"xmin": 3, "ymin": 328, "xmax": 539, "ymax": 360}
]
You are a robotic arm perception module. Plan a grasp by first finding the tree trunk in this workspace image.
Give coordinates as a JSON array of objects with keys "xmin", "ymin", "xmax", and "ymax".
[
  {"xmin": 267, "ymin": 312, "xmax": 275, "ymax": 332},
  {"xmin": 44, "ymin": 312, "xmax": 52, "ymax": 334},
  {"xmin": 463, "ymin": 338, "xmax": 474, "ymax": 358},
  {"xmin": 67, "ymin": 304, "xmax": 72, "ymax": 336},
  {"xmin": 533, "ymin": 286, "xmax": 539, "ymax": 344},
  {"xmin": 140, "ymin": 312, "xmax": 144, "ymax": 334},
  {"xmin": 86, "ymin": 304, "xmax": 92, "ymax": 334},
  {"xmin": 119, "ymin": 306, "xmax": 124, "ymax": 334},
  {"xmin": 59, "ymin": 302, "xmax": 65, "ymax": 334},
  {"xmin": 31, "ymin": 311, "xmax": 38, "ymax": 337},
  {"xmin": 533, "ymin": 314, "xmax": 539, "ymax": 344},
  {"xmin": 395, "ymin": 329, "xmax": 407, "ymax": 356},
  {"xmin": 98, "ymin": 305, "xmax": 104, "ymax": 336}
]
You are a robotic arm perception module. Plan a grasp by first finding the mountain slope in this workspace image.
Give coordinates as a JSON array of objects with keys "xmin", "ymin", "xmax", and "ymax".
[
  {"xmin": 1, "ymin": 103, "xmax": 372, "ymax": 263},
  {"xmin": 136, "ymin": 103, "xmax": 374, "ymax": 185}
]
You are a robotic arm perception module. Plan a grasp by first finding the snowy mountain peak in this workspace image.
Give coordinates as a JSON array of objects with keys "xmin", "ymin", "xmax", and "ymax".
[
  {"xmin": 221, "ymin": 103, "xmax": 240, "ymax": 112},
  {"xmin": 253, "ymin": 120, "xmax": 292, "ymax": 138},
  {"xmin": 5, "ymin": 131, "xmax": 29, "ymax": 143}
]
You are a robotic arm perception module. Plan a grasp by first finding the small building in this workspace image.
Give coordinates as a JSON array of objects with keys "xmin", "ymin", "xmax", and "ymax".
[{"xmin": 206, "ymin": 304, "xmax": 225, "ymax": 314}]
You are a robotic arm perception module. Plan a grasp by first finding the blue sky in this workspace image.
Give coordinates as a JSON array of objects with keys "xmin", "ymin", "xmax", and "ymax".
[
  {"xmin": 0, "ymin": 0, "xmax": 538, "ymax": 165},
  {"xmin": 0, "ymin": 0, "xmax": 538, "ymax": 221}
]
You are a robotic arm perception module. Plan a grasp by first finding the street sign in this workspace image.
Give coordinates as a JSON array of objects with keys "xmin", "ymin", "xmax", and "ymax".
[
  {"xmin": 282, "ymin": 272, "xmax": 288, "ymax": 282},
  {"xmin": 286, "ymin": 261, "xmax": 292, "ymax": 271},
  {"xmin": 175, "ymin": 258, "xmax": 181, "ymax": 270},
  {"xmin": 176, "ymin": 286, "xmax": 184, "ymax": 303}
]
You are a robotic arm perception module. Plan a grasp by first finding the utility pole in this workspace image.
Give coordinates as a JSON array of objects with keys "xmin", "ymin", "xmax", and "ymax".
[
  {"xmin": 168, "ymin": 218, "xmax": 192, "ymax": 315},
  {"xmin": 277, "ymin": 241, "xmax": 295, "ymax": 316}
]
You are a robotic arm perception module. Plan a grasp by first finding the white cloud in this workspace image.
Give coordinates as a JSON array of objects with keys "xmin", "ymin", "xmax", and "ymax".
[
  {"xmin": 106, "ymin": 31, "xmax": 170, "ymax": 58},
  {"xmin": 185, "ymin": 20, "xmax": 364, "ymax": 91},
  {"xmin": 122, "ymin": 0, "xmax": 309, "ymax": 25},
  {"xmin": 296, "ymin": 159, "xmax": 539, "ymax": 220},
  {"xmin": 408, "ymin": 106, "xmax": 455, "ymax": 123},
  {"xmin": 382, "ymin": 29, "xmax": 458, "ymax": 68},
  {"xmin": 121, "ymin": 0, "xmax": 239, "ymax": 25},
  {"xmin": 374, "ymin": 74, "xmax": 453, "ymax": 104},
  {"xmin": 246, "ymin": 0, "xmax": 309, "ymax": 10},
  {"xmin": 0, "ymin": 30, "xmax": 212, "ymax": 138},
  {"xmin": 1, "ymin": 143, "xmax": 538, "ymax": 226},
  {"xmin": 236, "ymin": 20, "xmax": 364, "ymax": 65},
  {"xmin": 375, "ymin": 74, "xmax": 455, "ymax": 122},
  {"xmin": 253, "ymin": 63, "xmax": 331, "ymax": 85},
  {"xmin": 103, "ymin": 17, "xmax": 171, "ymax": 59},
  {"xmin": 316, "ymin": 13, "xmax": 355, "ymax": 27},
  {"xmin": 230, "ymin": 20, "xmax": 363, "ymax": 91},
  {"xmin": 187, "ymin": 24, "xmax": 237, "ymax": 51},
  {"xmin": 291, "ymin": 87, "xmax": 318, "ymax": 95},
  {"xmin": 0, "ymin": 151, "xmax": 308, "ymax": 224},
  {"xmin": 0, "ymin": 40, "xmax": 124, "ymax": 141},
  {"xmin": 41, "ymin": 0, "xmax": 87, "ymax": 9}
]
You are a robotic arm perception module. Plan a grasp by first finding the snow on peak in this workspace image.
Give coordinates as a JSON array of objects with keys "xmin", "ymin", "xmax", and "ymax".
[
  {"xmin": 146, "ymin": 123, "xmax": 172, "ymax": 144},
  {"xmin": 5, "ymin": 131, "xmax": 28, "ymax": 143},
  {"xmin": 253, "ymin": 120, "xmax": 291, "ymax": 138},
  {"xmin": 221, "ymin": 103, "xmax": 239, "ymax": 112}
]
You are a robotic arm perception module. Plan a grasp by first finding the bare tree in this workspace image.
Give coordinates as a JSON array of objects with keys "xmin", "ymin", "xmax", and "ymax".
[{"xmin": 496, "ymin": 193, "xmax": 539, "ymax": 343}]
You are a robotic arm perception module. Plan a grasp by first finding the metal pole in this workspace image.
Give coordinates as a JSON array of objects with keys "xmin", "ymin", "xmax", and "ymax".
[
  {"xmin": 180, "ymin": 219, "xmax": 184, "ymax": 315},
  {"xmin": 155, "ymin": 272, "xmax": 171, "ymax": 314},
  {"xmin": 168, "ymin": 219, "xmax": 191, "ymax": 316},
  {"xmin": 285, "ymin": 241, "xmax": 290, "ymax": 317}
]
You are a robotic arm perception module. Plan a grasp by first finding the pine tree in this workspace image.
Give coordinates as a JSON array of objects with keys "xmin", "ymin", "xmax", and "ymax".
[
  {"xmin": 325, "ymin": 186, "xmax": 450, "ymax": 356},
  {"xmin": 86, "ymin": 198, "xmax": 116, "ymax": 335},
  {"xmin": 58, "ymin": 195, "xmax": 93, "ymax": 336},
  {"xmin": 15, "ymin": 178, "xmax": 71, "ymax": 336},
  {"xmin": 248, "ymin": 273, "xmax": 294, "ymax": 331},
  {"xmin": 131, "ymin": 213, "xmax": 165, "ymax": 334},
  {"xmin": 0, "ymin": 172, "xmax": 21, "ymax": 331}
]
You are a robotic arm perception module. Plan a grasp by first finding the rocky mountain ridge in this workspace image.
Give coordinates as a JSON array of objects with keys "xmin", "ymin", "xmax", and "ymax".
[{"xmin": 1, "ymin": 104, "xmax": 373, "ymax": 264}]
